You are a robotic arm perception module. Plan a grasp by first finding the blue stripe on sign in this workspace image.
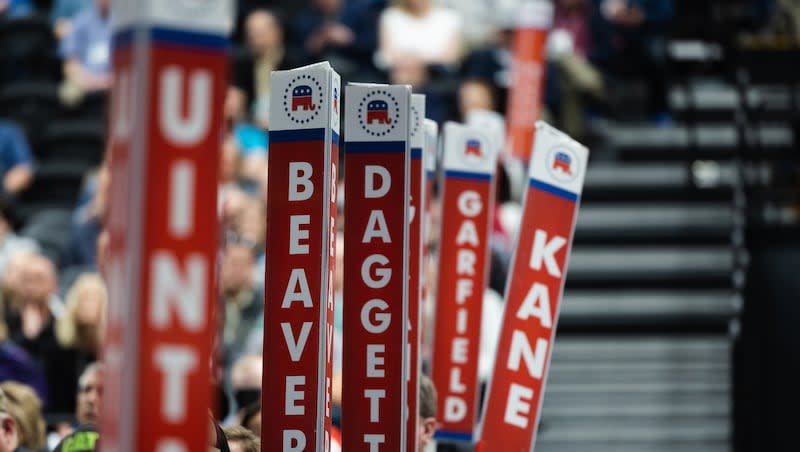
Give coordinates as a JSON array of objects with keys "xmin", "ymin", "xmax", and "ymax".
[
  {"xmin": 434, "ymin": 430, "xmax": 473, "ymax": 442},
  {"xmin": 530, "ymin": 178, "xmax": 579, "ymax": 202},
  {"xmin": 331, "ymin": 131, "xmax": 340, "ymax": 147},
  {"xmin": 270, "ymin": 128, "xmax": 326, "ymax": 143},
  {"xmin": 445, "ymin": 170, "xmax": 492, "ymax": 182},
  {"xmin": 150, "ymin": 27, "xmax": 228, "ymax": 51},
  {"xmin": 426, "ymin": 170, "xmax": 436, "ymax": 180},
  {"xmin": 344, "ymin": 141, "xmax": 406, "ymax": 154},
  {"xmin": 411, "ymin": 147, "xmax": 423, "ymax": 160},
  {"xmin": 112, "ymin": 29, "xmax": 135, "ymax": 49}
]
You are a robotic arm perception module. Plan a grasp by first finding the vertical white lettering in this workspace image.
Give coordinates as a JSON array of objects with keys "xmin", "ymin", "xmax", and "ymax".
[
  {"xmin": 507, "ymin": 332, "xmax": 548, "ymax": 379},
  {"xmin": 364, "ymin": 434, "xmax": 385, "ymax": 452},
  {"xmin": 529, "ymin": 230, "xmax": 566, "ymax": 277},
  {"xmin": 364, "ymin": 389, "xmax": 386, "ymax": 422},
  {"xmin": 282, "ymin": 269, "xmax": 313, "ymax": 308},
  {"xmin": 150, "ymin": 253, "xmax": 206, "ymax": 331},
  {"xmin": 281, "ymin": 322, "xmax": 313, "ymax": 362},
  {"xmin": 361, "ymin": 254, "xmax": 392, "ymax": 288},
  {"xmin": 457, "ymin": 249, "xmax": 476, "ymax": 276},
  {"xmin": 504, "ymin": 383, "xmax": 533, "ymax": 429},
  {"xmin": 159, "ymin": 67, "xmax": 211, "ymax": 146},
  {"xmin": 169, "ymin": 161, "xmax": 194, "ymax": 238},
  {"xmin": 516, "ymin": 282, "xmax": 552, "ymax": 328},
  {"xmin": 365, "ymin": 166, "xmax": 391, "ymax": 198},
  {"xmin": 367, "ymin": 344, "xmax": 385, "ymax": 377},
  {"xmin": 289, "ymin": 162, "xmax": 313, "ymax": 201},
  {"xmin": 283, "ymin": 430, "xmax": 306, "ymax": 452},
  {"xmin": 361, "ymin": 300, "xmax": 391, "ymax": 334},
  {"xmin": 285, "ymin": 376, "xmax": 305, "ymax": 415},
  {"xmin": 362, "ymin": 211, "xmax": 391, "ymax": 243},
  {"xmin": 154, "ymin": 346, "xmax": 197, "ymax": 422},
  {"xmin": 289, "ymin": 215, "xmax": 311, "ymax": 255}
]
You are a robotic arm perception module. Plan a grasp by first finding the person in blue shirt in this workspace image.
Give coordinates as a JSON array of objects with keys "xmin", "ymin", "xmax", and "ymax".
[
  {"xmin": 59, "ymin": 0, "xmax": 111, "ymax": 94},
  {"xmin": 0, "ymin": 122, "xmax": 34, "ymax": 197},
  {"xmin": 0, "ymin": 0, "xmax": 33, "ymax": 19},
  {"xmin": 51, "ymin": 0, "xmax": 93, "ymax": 39}
]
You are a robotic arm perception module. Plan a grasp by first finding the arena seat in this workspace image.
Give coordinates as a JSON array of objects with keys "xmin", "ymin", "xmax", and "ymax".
[
  {"xmin": 16, "ymin": 162, "xmax": 86, "ymax": 224},
  {"xmin": 0, "ymin": 81, "xmax": 60, "ymax": 139},
  {"xmin": 37, "ymin": 119, "xmax": 105, "ymax": 167},
  {"xmin": 0, "ymin": 17, "xmax": 59, "ymax": 84},
  {"xmin": 538, "ymin": 337, "xmax": 732, "ymax": 452}
]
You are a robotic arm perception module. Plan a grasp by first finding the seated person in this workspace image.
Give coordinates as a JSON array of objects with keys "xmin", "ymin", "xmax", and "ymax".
[
  {"xmin": 51, "ymin": 0, "xmax": 93, "ymax": 39},
  {"xmin": 378, "ymin": 0, "xmax": 463, "ymax": 67},
  {"xmin": 59, "ymin": 0, "xmax": 111, "ymax": 101},
  {"xmin": 0, "ymin": 122, "xmax": 34, "ymax": 197},
  {"xmin": 0, "ymin": 0, "xmax": 33, "ymax": 19}
]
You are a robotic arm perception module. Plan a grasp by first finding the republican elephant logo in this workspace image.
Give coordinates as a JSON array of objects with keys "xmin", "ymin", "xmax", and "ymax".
[
  {"xmin": 465, "ymin": 139, "xmax": 482, "ymax": 157},
  {"xmin": 292, "ymin": 85, "xmax": 317, "ymax": 111},
  {"xmin": 367, "ymin": 100, "xmax": 392, "ymax": 125},
  {"xmin": 552, "ymin": 151, "xmax": 572, "ymax": 175}
]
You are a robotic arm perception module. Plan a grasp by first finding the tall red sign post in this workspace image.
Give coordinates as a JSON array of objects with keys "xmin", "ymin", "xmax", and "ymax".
[
  {"xmin": 430, "ymin": 123, "xmax": 497, "ymax": 444},
  {"xmin": 419, "ymin": 119, "xmax": 438, "ymax": 365},
  {"xmin": 342, "ymin": 83, "xmax": 411, "ymax": 452},
  {"xmin": 102, "ymin": 2, "xmax": 231, "ymax": 451},
  {"xmin": 477, "ymin": 122, "xmax": 588, "ymax": 452},
  {"xmin": 263, "ymin": 62, "xmax": 341, "ymax": 452},
  {"xmin": 406, "ymin": 94, "xmax": 426, "ymax": 452},
  {"xmin": 505, "ymin": 0, "xmax": 553, "ymax": 161}
]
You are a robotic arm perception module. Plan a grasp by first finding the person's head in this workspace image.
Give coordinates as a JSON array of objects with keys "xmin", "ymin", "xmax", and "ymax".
[
  {"xmin": 95, "ymin": 0, "xmax": 110, "ymax": 15},
  {"xmin": 245, "ymin": 9, "xmax": 283, "ymax": 56},
  {"xmin": 220, "ymin": 134, "xmax": 242, "ymax": 185},
  {"xmin": 219, "ymin": 243, "xmax": 256, "ymax": 296},
  {"xmin": 239, "ymin": 402, "xmax": 261, "ymax": 436},
  {"xmin": 395, "ymin": 0, "xmax": 432, "ymax": 15},
  {"xmin": 1, "ymin": 251, "xmax": 35, "ymax": 311},
  {"xmin": 0, "ymin": 382, "xmax": 44, "ymax": 452},
  {"xmin": 418, "ymin": 375, "xmax": 438, "ymax": 449},
  {"xmin": 234, "ymin": 197, "xmax": 266, "ymax": 249},
  {"xmin": 458, "ymin": 79, "xmax": 498, "ymax": 119},
  {"xmin": 76, "ymin": 363, "xmax": 104, "ymax": 425},
  {"xmin": 19, "ymin": 254, "xmax": 58, "ymax": 305},
  {"xmin": 223, "ymin": 425, "xmax": 260, "ymax": 452},
  {"xmin": 314, "ymin": 0, "xmax": 343, "ymax": 16},
  {"xmin": 0, "ymin": 388, "xmax": 20, "ymax": 452},
  {"xmin": 230, "ymin": 354, "xmax": 262, "ymax": 414},
  {"xmin": 56, "ymin": 273, "xmax": 108, "ymax": 352}
]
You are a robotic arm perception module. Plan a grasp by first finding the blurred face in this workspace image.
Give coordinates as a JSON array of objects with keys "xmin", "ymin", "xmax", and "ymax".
[
  {"xmin": 236, "ymin": 200, "xmax": 266, "ymax": 247},
  {"xmin": 244, "ymin": 410, "xmax": 261, "ymax": 436},
  {"xmin": 75, "ymin": 287, "xmax": 106, "ymax": 351},
  {"xmin": 95, "ymin": 0, "xmax": 110, "ymax": 14},
  {"xmin": 220, "ymin": 245, "xmax": 254, "ymax": 295},
  {"xmin": 19, "ymin": 256, "xmax": 57, "ymax": 305},
  {"xmin": 459, "ymin": 81, "xmax": 495, "ymax": 119},
  {"xmin": 315, "ymin": 0, "xmax": 342, "ymax": 14},
  {"xmin": 76, "ymin": 369, "xmax": 103, "ymax": 424},
  {"xmin": 405, "ymin": 0, "xmax": 431, "ymax": 13},
  {"xmin": 245, "ymin": 11, "xmax": 283, "ymax": 55},
  {"xmin": 220, "ymin": 135, "xmax": 240, "ymax": 184},
  {"xmin": 0, "ymin": 413, "xmax": 19, "ymax": 452}
]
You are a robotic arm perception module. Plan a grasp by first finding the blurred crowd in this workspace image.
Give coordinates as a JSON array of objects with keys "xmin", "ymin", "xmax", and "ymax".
[{"xmin": 0, "ymin": 0, "xmax": 795, "ymax": 451}]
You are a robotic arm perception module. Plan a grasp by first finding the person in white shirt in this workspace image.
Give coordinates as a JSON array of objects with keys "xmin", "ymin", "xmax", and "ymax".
[{"xmin": 378, "ymin": 0, "xmax": 463, "ymax": 67}]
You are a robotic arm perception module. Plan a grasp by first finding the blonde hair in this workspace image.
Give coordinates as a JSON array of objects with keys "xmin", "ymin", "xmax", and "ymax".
[
  {"xmin": 0, "ymin": 382, "xmax": 46, "ymax": 451},
  {"xmin": 55, "ymin": 273, "xmax": 108, "ymax": 349}
]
